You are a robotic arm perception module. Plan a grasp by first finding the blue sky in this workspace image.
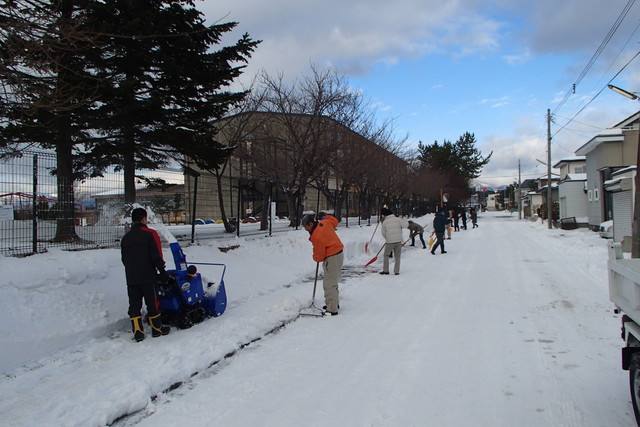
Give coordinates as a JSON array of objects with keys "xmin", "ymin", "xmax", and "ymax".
[{"xmin": 199, "ymin": 0, "xmax": 640, "ymax": 188}]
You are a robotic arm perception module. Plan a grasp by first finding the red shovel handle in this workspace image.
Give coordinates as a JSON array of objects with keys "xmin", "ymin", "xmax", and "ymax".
[{"xmin": 364, "ymin": 245, "xmax": 385, "ymax": 267}]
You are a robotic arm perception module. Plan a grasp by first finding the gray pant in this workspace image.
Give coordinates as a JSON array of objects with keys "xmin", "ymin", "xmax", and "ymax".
[
  {"xmin": 323, "ymin": 251, "xmax": 343, "ymax": 312},
  {"xmin": 383, "ymin": 242, "xmax": 402, "ymax": 274}
]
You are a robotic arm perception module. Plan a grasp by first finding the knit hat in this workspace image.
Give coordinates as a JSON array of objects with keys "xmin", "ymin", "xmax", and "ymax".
[{"xmin": 381, "ymin": 207, "xmax": 393, "ymax": 216}]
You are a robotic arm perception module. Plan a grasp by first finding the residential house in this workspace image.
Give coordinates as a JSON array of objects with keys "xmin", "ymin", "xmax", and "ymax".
[
  {"xmin": 519, "ymin": 178, "xmax": 538, "ymax": 217},
  {"xmin": 553, "ymin": 158, "xmax": 587, "ymax": 225},
  {"xmin": 575, "ymin": 112, "xmax": 640, "ymax": 232},
  {"xmin": 526, "ymin": 191, "xmax": 544, "ymax": 218},
  {"xmin": 486, "ymin": 192, "xmax": 498, "ymax": 210},
  {"xmin": 522, "ymin": 175, "xmax": 559, "ymax": 219}
]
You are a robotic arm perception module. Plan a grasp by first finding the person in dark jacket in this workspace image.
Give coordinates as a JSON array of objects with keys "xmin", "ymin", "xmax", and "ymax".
[
  {"xmin": 461, "ymin": 207, "xmax": 468, "ymax": 230},
  {"xmin": 431, "ymin": 210, "xmax": 447, "ymax": 255},
  {"xmin": 121, "ymin": 207, "xmax": 170, "ymax": 342},
  {"xmin": 470, "ymin": 207, "xmax": 479, "ymax": 228}
]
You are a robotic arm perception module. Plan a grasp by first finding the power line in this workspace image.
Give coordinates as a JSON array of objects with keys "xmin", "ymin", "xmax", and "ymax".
[
  {"xmin": 553, "ymin": 49, "xmax": 640, "ymax": 139},
  {"xmin": 552, "ymin": 114, "xmax": 607, "ymax": 131},
  {"xmin": 480, "ymin": 172, "xmax": 548, "ymax": 179},
  {"xmin": 574, "ymin": 0, "xmax": 635, "ymax": 87},
  {"xmin": 595, "ymin": 18, "xmax": 640, "ymax": 89},
  {"xmin": 553, "ymin": 0, "xmax": 636, "ymax": 114}
]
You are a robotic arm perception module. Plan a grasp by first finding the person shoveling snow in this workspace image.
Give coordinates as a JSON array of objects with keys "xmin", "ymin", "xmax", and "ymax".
[{"xmin": 301, "ymin": 212, "xmax": 344, "ymax": 316}]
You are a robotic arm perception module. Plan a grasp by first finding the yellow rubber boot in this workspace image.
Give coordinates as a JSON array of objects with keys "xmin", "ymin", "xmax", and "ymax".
[
  {"xmin": 148, "ymin": 314, "xmax": 170, "ymax": 337},
  {"xmin": 130, "ymin": 316, "xmax": 145, "ymax": 342}
]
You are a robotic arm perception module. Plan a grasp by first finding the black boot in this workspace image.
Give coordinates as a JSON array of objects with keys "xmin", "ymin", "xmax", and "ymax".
[
  {"xmin": 148, "ymin": 313, "xmax": 170, "ymax": 337},
  {"xmin": 130, "ymin": 316, "xmax": 145, "ymax": 342}
]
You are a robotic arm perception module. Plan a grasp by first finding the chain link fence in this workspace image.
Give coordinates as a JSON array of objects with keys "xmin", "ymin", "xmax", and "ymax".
[
  {"xmin": 0, "ymin": 151, "xmax": 185, "ymax": 257},
  {"xmin": 1, "ymin": 150, "xmax": 387, "ymax": 257}
]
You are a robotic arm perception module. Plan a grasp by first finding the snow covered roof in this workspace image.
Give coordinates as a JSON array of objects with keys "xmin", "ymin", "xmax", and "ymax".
[
  {"xmin": 612, "ymin": 165, "xmax": 637, "ymax": 176},
  {"xmin": 612, "ymin": 111, "xmax": 640, "ymax": 129},
  {"xmin": 552, "ymin": 157, "xmax": 585, "ymax": 168},
  {"xmin": 604, "ymin": 177, "xmax": 622, "ymax": 187},
  {"xmin": 604, "ymin": 167, "xmax": 636, "ymax": 190},
  {"xmin": 563, "ymin": 173, "xmax": 587, "ymax": 181},
  {"xmin": 575, "ymin": 128, "xmax": 624, "ymax": 156},
  {"xmin": 537, "ymin": 183, "xmax": 559, "ymax": 192}
]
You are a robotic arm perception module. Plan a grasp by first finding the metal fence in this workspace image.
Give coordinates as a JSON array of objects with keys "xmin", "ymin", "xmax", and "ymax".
[
  {"xmin": 1, "ymin": 150, "xmax": 386, "ymax": 257},
  {"xmin": 0, "ymin": 150, "xmax": 186, "ymax": 257}
]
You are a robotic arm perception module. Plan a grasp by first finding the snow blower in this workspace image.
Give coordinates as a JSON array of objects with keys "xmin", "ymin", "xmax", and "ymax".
[{"xmin": 157, "ymin": 242, "xmax": 228, "ymax": 329}]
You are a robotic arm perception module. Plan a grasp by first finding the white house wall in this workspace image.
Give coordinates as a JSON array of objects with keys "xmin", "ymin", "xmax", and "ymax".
[
  {"xmin": 486, "ymin": 194, "xmax": 498, "ymax": 210},
  {"xmin": 529, "ymin": 194, "xmax": 543, "ymax": 217},
  {"xmin": 558, "ymin": 181, "xmax": 588, "ymax": 222}
]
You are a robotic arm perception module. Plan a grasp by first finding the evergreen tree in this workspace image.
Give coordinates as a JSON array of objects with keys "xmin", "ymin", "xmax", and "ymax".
[
  {"xmin": 452, "ymin": 132, "xmax": 492, "ymax": 181},
  {"xmin": 416, "ymin": 139, "xmax": 456, "ymax": 171},
  {"xmin": 78, "ymin": 0, "xmax": 260, "ymax": 203},
  {"xmin": 417, "ymin": 132, "xmax": 491, "ymax": 182},
  {"xmin": 2, "ymin": 0, "xmax": 258, "ymax": 239},
  {"xmin": 1, "ymin": 0, "xmax": 101, "ymax": 242}
]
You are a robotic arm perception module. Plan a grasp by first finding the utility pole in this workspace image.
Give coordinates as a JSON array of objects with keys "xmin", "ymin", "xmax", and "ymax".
[
  {"xmin": 518, "ymin": 159, "xmax": 522, "ymax": 220},
  {"xmin": 547, "ymin": 109, "xmax": 552, "ymax": 229}
]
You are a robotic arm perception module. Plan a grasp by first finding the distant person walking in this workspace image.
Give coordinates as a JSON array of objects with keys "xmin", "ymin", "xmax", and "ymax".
[
  {"xmin": 431, "ymin": 209, "xmax": 447, "ymax": 255},
  {"xmin": 121, "ymin": 207, "xmax": 170, "ymax": 342},
  {"xmin": 470, "ymin": 207, "xmax": 478, "ymax": 228},
  {"xmin": 461, "ymin": 207, "xmax": 468, "ymax": 230},
  {"xmin": 380, "ymin": 207, "xmax": 408, "ymax": 275},
  {"xmin": 302, "ymin": 213, "xmax": 344, "ymax": 316},
  {"xmin": 453, "ymin": 208, "xmax": 460, "ymax": 232},
  {"xmin": 407, "ymin": 220, "xmax": 427, "ymax": 249}
]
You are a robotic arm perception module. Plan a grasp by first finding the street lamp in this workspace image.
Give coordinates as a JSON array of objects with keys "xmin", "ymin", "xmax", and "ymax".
[
  {"xmin": 608, "ymin": 84, "xmax": 639, "ymax": 101},
  {"xmin": 608, "ymin": 84, "xmax": 640, "ymax": 257}
]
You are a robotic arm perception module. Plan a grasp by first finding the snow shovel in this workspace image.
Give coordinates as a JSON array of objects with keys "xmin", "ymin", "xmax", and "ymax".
[
  {"xmin": 300, "ymin": 263, "xmax": 324, "ymax": 317},
  {"xmin": 364, "ymin": 220, "xmax": 380, "ymax": 254},
  {"xmin": 364, "ymin": 245, "xmax": 385, "ymax": 267},
  {"xmin": 400, "ymin": 236, "xmax": 413, "ymax": 247},
  {"xmin": 428, "ymin": 232, "xmax": 435, "ymax": 250}
]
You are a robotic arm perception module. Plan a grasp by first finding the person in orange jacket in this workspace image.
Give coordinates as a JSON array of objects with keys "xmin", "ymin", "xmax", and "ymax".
[{"xmin": 302, "ymin": 212, "xmax": 344, "ymax": 315}]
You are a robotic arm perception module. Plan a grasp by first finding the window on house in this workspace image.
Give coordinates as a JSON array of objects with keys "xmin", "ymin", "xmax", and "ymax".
[
  {"xmin": 575, "ymin": 165, "xmax": 585, "ymax": 173},
  {"xmin": 594, "ymin": 188, "xmax": 599, "ymax": 201},
  {"xmin": 588, "ymin": 190, "xmax": 593, "ymax": 201}
]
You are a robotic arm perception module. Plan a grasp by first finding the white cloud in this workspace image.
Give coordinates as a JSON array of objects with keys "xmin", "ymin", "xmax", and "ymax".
[
  {"xmin": 194, "ymin": 0, "xmax": 640, "ymax": 188},
  {"xmin": 478, "ymin": 96, "xmax": 509, "ymax": 108},
  {"xmin": 199, "ymin": 1, "xmax": 508, "ymax": 82},
  {"xmin": 202, "ymin": 0, "xmax": 640, "ymax": 89},
  {"xmin": 503, "ymin": 51, "xmax": 531, "ymax": 66}
]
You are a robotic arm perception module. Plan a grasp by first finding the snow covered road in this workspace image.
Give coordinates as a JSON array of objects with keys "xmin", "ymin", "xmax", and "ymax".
[{"xmin": 0, "ymin": 211, "xmax": 635, "ymax": 426}]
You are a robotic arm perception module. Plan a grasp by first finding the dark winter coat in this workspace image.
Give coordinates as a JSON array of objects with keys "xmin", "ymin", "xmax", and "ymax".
[
  {"xmin": 433, "ymin": 212, "xmax": 447, "ymax": 233},
  {"xmin": 121, "ymin": 223, "xmax": 165, "ymax": 285}
]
